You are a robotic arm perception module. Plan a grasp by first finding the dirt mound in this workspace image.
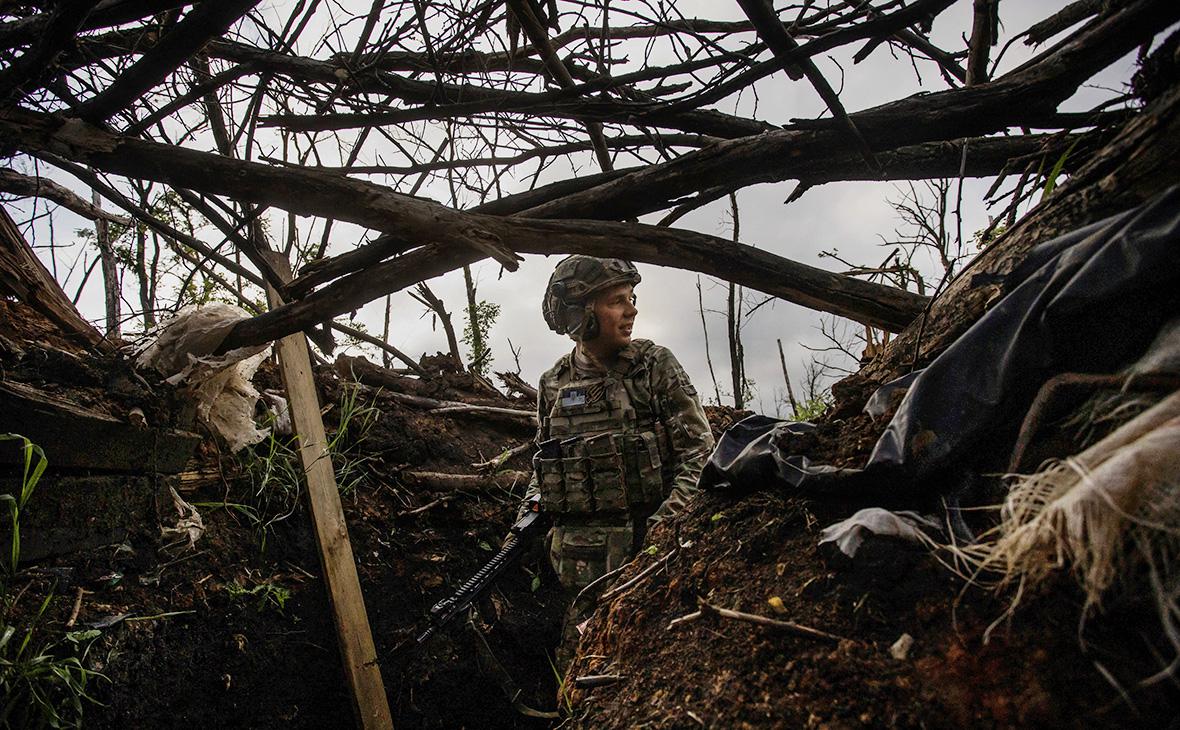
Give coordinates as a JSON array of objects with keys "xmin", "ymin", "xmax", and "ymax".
[{"xmin": 564, "ymin": 380, "xmax": 1179, "ymax": 728}]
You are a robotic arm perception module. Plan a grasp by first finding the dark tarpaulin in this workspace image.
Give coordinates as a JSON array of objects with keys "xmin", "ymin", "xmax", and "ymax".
[{"xmin": 701, "ymin": 185, "xmax": 1180, "ymax": 499}]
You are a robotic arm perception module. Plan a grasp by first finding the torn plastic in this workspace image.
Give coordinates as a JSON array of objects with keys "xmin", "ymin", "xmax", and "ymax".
[
  {"xmin": 701, "ymin": 185, "xmax": 1180, "ymax": 499},
  {"xmin": 160, "ymin": 485, "xmax": 205, "ymax": 552},
  {"xmin": 135, "ymin": 304, "xmax": 270, "ymax": 452},
  {"xmin": 260, "ymin": 389, "xmax": 293, "ymax": 436},
  {"xmin": 818, "ymin": 508, "xmax": 942, "ymax": 558}
]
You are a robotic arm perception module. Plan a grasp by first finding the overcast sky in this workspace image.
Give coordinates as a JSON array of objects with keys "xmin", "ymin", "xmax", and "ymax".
[{"xmin": 8, "ymin": 1, "xmax": 1151, "ymax": 417}]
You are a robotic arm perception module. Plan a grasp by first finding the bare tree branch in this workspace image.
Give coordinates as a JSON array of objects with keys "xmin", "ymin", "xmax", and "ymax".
[{"xmin": 0, "ymin": 167, "xmax": 130, "ymax": 224}]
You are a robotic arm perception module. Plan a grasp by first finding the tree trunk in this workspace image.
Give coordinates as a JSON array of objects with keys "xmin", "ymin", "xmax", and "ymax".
[
  {"xmin": 92, "ymin": 187, "xmax": 120, "ymax": 338},
  {"xmin": 463, "ymin": 265, "xmax": 486, "ymax": 374}
]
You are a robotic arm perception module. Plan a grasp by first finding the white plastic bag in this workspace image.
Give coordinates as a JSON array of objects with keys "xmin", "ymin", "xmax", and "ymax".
[{"xmin": 136, "ymin": 304, "xmax": 271, "ymax": 452}]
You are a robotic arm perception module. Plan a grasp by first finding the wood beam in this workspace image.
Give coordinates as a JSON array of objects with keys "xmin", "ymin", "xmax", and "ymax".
[
  {"xmin": 265, "ymin": 255, "xmax": 393, "ymax": 729},
  {"xmin": 0, "ymin": 167, "xmax": 130, "ymax": 224},
  {"xmin": 0, "ymin": 205, "xmax": 110, "ymax": 350}
]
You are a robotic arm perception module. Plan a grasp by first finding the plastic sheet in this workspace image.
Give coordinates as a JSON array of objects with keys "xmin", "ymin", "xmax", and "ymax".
[
  {"xmin": 136, "ymin": 304, "xmax": 271, "ymax": 452},
  {"xmin": 702, "ymin": 185, "xmax": 1180, "ymax": 498},
  {"xmin": 818, "ymin": 508, "xmax": 941, "ymax": 557}
]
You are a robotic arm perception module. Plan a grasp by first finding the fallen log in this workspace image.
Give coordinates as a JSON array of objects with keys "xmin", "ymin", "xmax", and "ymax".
[
  {"xmin": 337, "ymin": 354, "xmax": 435, "ymax": 397},
  {"xmin": 863, "ymin": 71, "xmax": 1180, "ymax": 382},
  {"xmin": 497, "ymin": 371, "xmax": 539, "ymax": 402},
  {"xmin": 0, "ymin": 168, "xmax": 130, "ymax": 224},
  {"xmin": 0, "ymin": 108, "xmax": 928, "ymax": 338},
  {"xmin": 0, "ymin": 206, "xmax": 110, "ymax": 351},
  {"xmin": 387, "ymin": 391, "xmax": 535, "ymax": 423},
  {"xmin": 340, "ymin": 354, "xmax": 534, "ymax": 419}
]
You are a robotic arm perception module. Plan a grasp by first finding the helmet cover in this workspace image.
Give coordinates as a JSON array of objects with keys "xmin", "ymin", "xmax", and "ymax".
[{"xmin": 543, "ymin": 255, "xmax": 641, "ymax": 340}]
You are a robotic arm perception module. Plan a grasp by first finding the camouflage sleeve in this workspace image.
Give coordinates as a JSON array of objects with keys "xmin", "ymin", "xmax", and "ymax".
[{"xmin": 646, "ymin": 347, "xmax": 715, "ymax": 525}]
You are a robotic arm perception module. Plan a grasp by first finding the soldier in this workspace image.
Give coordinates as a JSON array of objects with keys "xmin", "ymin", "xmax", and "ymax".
[{"xmin": 522, "ymin": 255, "xmax": 715, "ymax": 660}]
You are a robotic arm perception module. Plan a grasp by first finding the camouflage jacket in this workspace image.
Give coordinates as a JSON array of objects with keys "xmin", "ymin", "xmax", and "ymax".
[{"xmin": 524, "ymin": 339, "xmax": 714, "ymax": 526}]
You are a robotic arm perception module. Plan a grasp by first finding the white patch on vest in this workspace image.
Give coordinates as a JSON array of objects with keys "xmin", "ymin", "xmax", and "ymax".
[{"xmin": 560, "ymin": 387, "xmax": 588, "ymax": 408}]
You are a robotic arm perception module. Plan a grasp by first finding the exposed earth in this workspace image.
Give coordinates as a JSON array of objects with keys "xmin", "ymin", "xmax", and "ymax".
[{"xmin": 1, "ymin": 298, "xmax": 1176, "ymax": 729}]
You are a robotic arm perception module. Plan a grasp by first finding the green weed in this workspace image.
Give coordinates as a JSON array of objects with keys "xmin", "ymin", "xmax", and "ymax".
[
  {"xmin": 325, "ymin": 383, "xmax": 380, "ymax": 497},
  {"xmin": 0, "ymin": 592, "xmax": 105, "ymax": 728},
  {"xmin": 0, "ymin": 436, "xmax": 105, "ymax": 726},
  {"xmin": 1042, "ymin": 137, "xmax": 1082, "ymax": 198},
  {"xmin": 229, "ymin": 384, "xmax": 380, "ymax": 552},
  {"xmin": 0, "ymin": 434, "xmax": 48, "ymax": 574},
  {"xmin": 791, "ymin": 395, "xmax": 831, "ymax": 422},
  {"xmin": 548, "ymin": 652, "xmax": 573, "ymax": 715},
  {"xmin": 226, "ymin": 579, "xmax": 291, "ymax": 615}
]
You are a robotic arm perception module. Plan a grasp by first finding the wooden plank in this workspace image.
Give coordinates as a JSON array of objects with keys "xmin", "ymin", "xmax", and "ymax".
[
  {"xmin": 267, "ymin": 258, "xmax": 392, "ymax": 729},
  {"xmin": 0, "ymin": 380, "xmax": 200, "ymax": 473}
]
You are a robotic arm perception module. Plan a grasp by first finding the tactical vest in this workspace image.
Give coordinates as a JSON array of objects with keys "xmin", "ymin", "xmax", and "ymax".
[{"xmin": 534, "ymin": 342, "xmax": 672, "ymax": 590}]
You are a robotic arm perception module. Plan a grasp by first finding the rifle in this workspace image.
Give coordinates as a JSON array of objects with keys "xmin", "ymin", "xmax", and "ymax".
[{"xmin": 415, "ymin": 493, "xmax": 545, "ymax": 644}]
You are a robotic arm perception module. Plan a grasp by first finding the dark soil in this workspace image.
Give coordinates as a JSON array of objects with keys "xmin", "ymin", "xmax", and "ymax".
[
  {"xmin": 565, "ymin": 489, "xmax": 1177, "ymax": 728},
  {"xmin": 3, "ymin": 297, "xmax": 1177, "ymax": 729},
  {"xmin": 563, "ymin": 374, "xmax": 1179, "ymax": 729},
  {"xmin": 2, "ymin": 299, "xmax": 560, "ymax": 728}
]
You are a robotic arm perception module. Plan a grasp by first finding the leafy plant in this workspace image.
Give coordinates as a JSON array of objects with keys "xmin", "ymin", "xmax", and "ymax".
[
  {"xmin": 239, "ymin": 423, "xmax": 304, "ymax": 551},
  {"xmin": 0, "ymin": 434, "xmax": 47, "ymax": 574},
  {"xmin": 0, "ymin": 593, "xmax": 104, "ymax": 728},
  {"xmin": 325, "ymin": 383, "xmax": 380, "ymax": 497},
  {"xmin": 791, "ymin": 395, "xmax": 831, "ymax": 422},
  {"xmin": 972, "ymin": 221, "xmax": 1008, "ymax": 251},
  {"xmin": 235, "ymin": 384, "xmax": 379, "ymax": 551},
  {"xmin": 1042, "ymin": 137, "xmax": 1083, "ymax": 198},
  {"xmin": 226, "ymin": 579, "xmax": 292, "ymax": 615},
  {"xmin": 463, "ymin": 299, "xmax": 500, "ymax": 377},
  {"xmin": 548, "ymin": 652, "xmax": 573, "ymax": 715}
]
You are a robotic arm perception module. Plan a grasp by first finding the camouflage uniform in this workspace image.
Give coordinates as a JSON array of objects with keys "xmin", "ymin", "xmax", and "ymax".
[{"xmin": 525, "ymin": 338, "xmax": 715, "ymax": 591}]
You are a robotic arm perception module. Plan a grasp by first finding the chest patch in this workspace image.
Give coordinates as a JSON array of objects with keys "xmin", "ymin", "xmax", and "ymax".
[
  {"xmin": 557, "ymin": 382, "xmax": 607, "ymax": 411},
  {"xmin": 560, "ymin": 387, "xmax": 588, "ymax": 408}
]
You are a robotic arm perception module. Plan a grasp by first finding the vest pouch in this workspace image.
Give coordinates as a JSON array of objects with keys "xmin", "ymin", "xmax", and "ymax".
[
  {"xmin": 632, "ymin": 430, "xmax": 665, "ymax": 505},
  {"xmin": 584, "ymin": 432, "xmax": 628, "ymax": 513},
  {"xmin": 533, "ymin": 455, "xmax": 567, "ymax": 513},
  {"xmin": 549, "ymin": 523, "xmax": 635, "ymax": 591},
  {"xmin": 558, "ymin": 438, "xmax": 594, "ymax": 513}
]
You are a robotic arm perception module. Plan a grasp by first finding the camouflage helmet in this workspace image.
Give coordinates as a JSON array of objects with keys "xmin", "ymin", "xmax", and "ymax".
[{"xmin": 543, "ymin": 255, "xmax": 641, "ymax": 340}]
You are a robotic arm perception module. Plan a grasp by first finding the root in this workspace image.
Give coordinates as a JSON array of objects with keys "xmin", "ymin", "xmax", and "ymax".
[{"xmin": 941, "ymin": 390, "xmax": 1180, "ymax": 682}]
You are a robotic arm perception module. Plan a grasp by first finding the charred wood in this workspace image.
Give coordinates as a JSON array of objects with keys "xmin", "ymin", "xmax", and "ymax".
[
  {"xmin": 496, "ymin": 371, "xmax": 538, "ymax": 402},
  {"xmin": 0, "ymin": 380, "xmax": 199, "ymax": 473},
  {"xmin": 523, "ymin": 0, "xmax": 1176, "ymax": 221},
  {"xmin": 0, "ymin": 109, "xmax": 927, "ymax": 338},
  {"xmin": 400, "ymin": 470, "xmax": 531, "ymax": 492},
  {"xmin": 0, "ymin": 0, "xmax": 100, "ymax": 105},
  {"xmin": 72, "ymin": 0, "xmax": 259, "ymax": 124}
]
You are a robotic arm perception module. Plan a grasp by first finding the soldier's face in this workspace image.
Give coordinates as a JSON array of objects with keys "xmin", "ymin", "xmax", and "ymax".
[{"xmin": 592, "ymin": 283, "xmax": 638, "ymax": 351}]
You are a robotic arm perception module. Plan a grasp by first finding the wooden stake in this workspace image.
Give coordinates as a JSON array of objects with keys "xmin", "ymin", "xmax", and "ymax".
[{"xmin": 267, "ymin": 257, "xmax": 393, "ymax": 730}]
